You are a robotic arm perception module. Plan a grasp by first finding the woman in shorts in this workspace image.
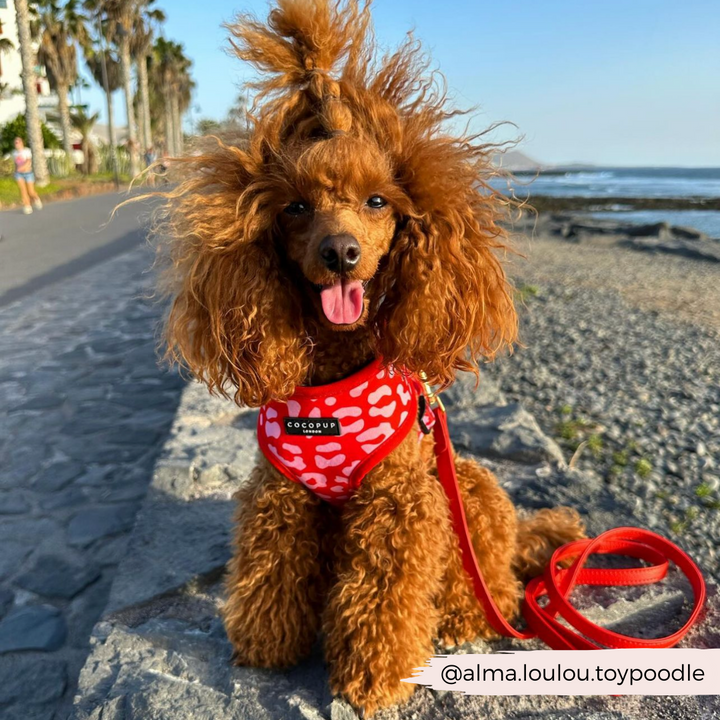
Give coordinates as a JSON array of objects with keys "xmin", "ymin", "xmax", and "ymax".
[{"xmin": 12, "ymin": 137, "xmax": 43, "ymax": 215}]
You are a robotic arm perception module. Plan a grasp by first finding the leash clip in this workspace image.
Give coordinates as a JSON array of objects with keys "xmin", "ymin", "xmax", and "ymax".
[{"xmin": 418, "ymin": 371, "xmax": 445, "ymax": 413}]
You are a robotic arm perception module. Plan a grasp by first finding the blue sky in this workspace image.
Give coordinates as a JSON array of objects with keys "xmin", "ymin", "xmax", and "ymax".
[{"xmin": 80, "ymin": 0, "xmax": 720, "ymax": 167}]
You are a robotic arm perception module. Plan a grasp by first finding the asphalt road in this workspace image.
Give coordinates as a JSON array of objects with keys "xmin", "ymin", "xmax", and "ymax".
[{"xmin": 0, "ymin": 191, "xmax": 155, "ymax": 307}]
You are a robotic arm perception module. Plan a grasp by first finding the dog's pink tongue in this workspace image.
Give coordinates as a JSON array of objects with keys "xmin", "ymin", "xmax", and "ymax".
[{"xmin": 320, "ymin": 280, "xmax": 365, "ymax": 325}]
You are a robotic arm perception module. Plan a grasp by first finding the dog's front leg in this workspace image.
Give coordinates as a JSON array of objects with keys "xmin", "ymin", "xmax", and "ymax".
[
  {"xmin": 324, "ymin": 439, "xmax": 450, "ymax": 716},
  {"xmin": 224, "ymin": 457, "xmax": 331, "ymax": 668}
]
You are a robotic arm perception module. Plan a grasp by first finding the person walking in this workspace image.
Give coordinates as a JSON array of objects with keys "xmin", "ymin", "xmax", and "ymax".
[
  {"xmin": 144, "ymin": 145, "xmax": 157, "ymax": 186},
  {"xmin": 12, "ymin": 137, "xmax": 43, "ymax": 215}
]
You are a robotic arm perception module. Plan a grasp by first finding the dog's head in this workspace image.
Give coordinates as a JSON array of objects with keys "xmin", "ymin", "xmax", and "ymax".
[{"xmin": 159, "ymin": 0, "xmax": 517, "ymax": 406}]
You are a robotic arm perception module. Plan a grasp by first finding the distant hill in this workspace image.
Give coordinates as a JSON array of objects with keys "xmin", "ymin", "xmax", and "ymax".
[{"xmin": 492, "ymin": 150, "xmax": 544, "ymax": 172}]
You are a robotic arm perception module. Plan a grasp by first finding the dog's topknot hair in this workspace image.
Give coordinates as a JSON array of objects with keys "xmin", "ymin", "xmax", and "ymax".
[{"xmin": 227, "ymin": 0, "xmax": 372, "ymax": 137}]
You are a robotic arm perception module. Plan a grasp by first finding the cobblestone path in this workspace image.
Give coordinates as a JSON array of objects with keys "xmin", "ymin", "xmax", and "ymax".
[{"xmin": 0, "ymin": 244, "xmax": 184, "ymax": 720}]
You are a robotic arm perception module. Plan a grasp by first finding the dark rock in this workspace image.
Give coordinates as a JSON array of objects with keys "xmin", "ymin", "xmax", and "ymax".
[
  {"xmin": 0, "ymin": 540, "xmax": 32, "ymax": 580},
  {"xmin": 624, "ymin": 236, "xmax": 720, "ymax": 263},
  {"xmin": 0, "ymin": 587, "xmax": 14, "ymax": 618},
  {"xmin": 0, "ymin": 490, "xmax": 31, "ymax": 515},
  {"xmin": 75, "ymin": 466, "xmax": 113, "ymax": 486},
  {"xmin": 452, "ymin": 403, "xmax": 565, "ymax": 465},
  {"xmin": 110, "ymin": 393, "xmax": 178, "ymax": 411},
  {"xmin": 623, "ymin": 221, "xmax": 673, "ymax": 239},
  {"xmin": 442, "ymin": 372, "xmax": 507, "ymax": 410},
  {"xmin": 2, "ymin": 446, "xmax": 47, "ymax": 487},
  {"xmin": 39, "ymin": 486, "xmax": 89, "ymax": 511},
  {"xmin": 100, "ymin": 426, "xmax": 162, "ymax": 447},
  {"xmin": 98, "ymin": 482, "xmax": 149, "ymax": 503},
  {"xmin": 68, "ymin": 385, "xmax": 110, "ymax": 403},
  {"xmin": 34, "ymin": 461, "xmax": 84, "ymax": 492},
  {"xmin": 67, "ymin": 504, "xmax": 138, "ymax": 547},
  {"xmin": 16, "ymin": 556, "xmax": 101, "ymax": 599},
  {"xmin": 66, "ymin": 574, "xmax": 114, "ymax": 647},
  {"xmin": 56, "ymin": 346, "xmax": 90, "ymax": 363},
  {"xmin": 11, "ymin": 394, "xmax": 66, "ymax": 411},
  {"xmin": 59, "ymin": 439, "xmax": 153, "ymax": 464},
  {"xmin": 0, "ymin": 605, "xmax": 67, "ymax": 653},
  {"xmin": 672, "ymin": 225, "xmax": 708, "ymax": 241},
  {"xmin": 564, "ymin": 219, "xmax": 624, "ymax": 237},
  {"xmin": 0, "ymin": 656, "xmax": 67, "ymax": 705},
  {"xmin": 92, "ymin": 534, "xmax": 131, "ymax": 567}
]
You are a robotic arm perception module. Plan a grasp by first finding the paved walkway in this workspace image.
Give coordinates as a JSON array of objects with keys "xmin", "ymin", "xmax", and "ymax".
[
  {"xmin": 0, "ymin": 224, "xmax": 184, "ymax": 719},
  {"xmin": 0, "ymin": 191, "xmax": 150, "ymax": 307}
]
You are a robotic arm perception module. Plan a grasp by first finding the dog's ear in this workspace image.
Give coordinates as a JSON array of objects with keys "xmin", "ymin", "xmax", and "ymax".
[
  {"xmin": 373, "ymin": 168, "xmax": 517, "ymax": 388},
  {"xmin": 159, "ymin": 143, "xmax": 309, "ymax": 407}
]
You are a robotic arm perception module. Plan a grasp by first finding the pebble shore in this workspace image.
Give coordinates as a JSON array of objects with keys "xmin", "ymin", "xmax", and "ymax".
[{"xmin": 487, "ymin": 218, "xmax": 720, "ymax": 582}]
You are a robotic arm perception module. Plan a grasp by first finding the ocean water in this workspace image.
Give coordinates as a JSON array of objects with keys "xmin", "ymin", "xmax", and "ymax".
[
  {"xmin": 511, "ymin": 167, "xmax": 720, "ymax": 199},
  {"xmin": 502, "ymin": 167, "xmax": 720, "ymax": 237}
]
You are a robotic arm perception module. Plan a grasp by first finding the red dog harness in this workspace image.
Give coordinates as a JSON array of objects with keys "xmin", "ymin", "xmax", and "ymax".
[
  {"xmin": 257, "ymin": 359, "xmax": 435, "ymax": 505},
  {"xmin": 258, "ymin": 362, "xmax": 706, "ymax": 649}
]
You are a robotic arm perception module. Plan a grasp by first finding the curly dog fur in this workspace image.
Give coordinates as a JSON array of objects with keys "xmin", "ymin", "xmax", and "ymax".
[{"xmin": 152, "ymin": 0, "xmax": 584, "ymax": 714}]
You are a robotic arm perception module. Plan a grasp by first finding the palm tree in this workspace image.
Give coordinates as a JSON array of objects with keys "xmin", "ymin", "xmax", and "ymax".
[
  {"xmin": 110, "ymin": 0, "xmax": 138, "ymax": 174},
  {"xmin": 0, "ymin": 38, "xmax": 14, "ymax": 99},
  {"xmin": 84, "ymin": 0, "xmax": 138, "ymax": 175},
  {"xmin": 129, "ymin": 0, "xmax": 164, "ymax": 153},
  {"xmin": 151, "ymin": 37, "xmax": 175, "ymax": 155},
  {"xmin": 70, "ymin": 107, "xmax": 99, "ymax": 174},
  {"xmin": 84, "ymin": 31, "xmax": 122, "ymax": 181},
  {"xmin": 14, "ymin": 0, "xmax": 49, "ymax": 185},
  {"xmin": 173, "ymin": 48, "xmax": 194, "ymax": 154},
  {"xmin": 151, "ymin": 38, "xmax": 193, "ymax": 156},
  {"xmin": 0, "ymin": 36, "xmax": 14, "ymax": 80},
  {"xmin": 35, "ymin": 0, "xmax": 89, "ymax": 168}
]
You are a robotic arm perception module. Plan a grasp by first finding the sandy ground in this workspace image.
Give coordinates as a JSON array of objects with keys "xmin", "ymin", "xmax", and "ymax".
[{"xmin": 508, "ymin": 228, "xmax": 720, "ymax": 332}]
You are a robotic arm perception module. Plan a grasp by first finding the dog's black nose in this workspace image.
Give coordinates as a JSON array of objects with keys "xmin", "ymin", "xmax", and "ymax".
[{"xmin": 319, "ymin": 234, "xmax": 361, "ymax": 274}]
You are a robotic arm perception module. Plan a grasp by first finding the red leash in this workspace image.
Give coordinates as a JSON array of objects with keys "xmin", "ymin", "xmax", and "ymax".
[{"xmin": 431, "ymin": 403, "xmax": 707, "ymax": 649}]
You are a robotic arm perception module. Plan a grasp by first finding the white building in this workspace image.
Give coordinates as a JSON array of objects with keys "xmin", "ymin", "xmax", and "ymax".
[{"xmin": 0, "ymin": 0, "xmax": 57, "ymax": 127}]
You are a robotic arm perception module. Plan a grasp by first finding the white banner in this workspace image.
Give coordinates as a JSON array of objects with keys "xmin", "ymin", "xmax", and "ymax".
[{"xmin": 403, "ymin": 649, "xmax": 719, "ymax": 695}]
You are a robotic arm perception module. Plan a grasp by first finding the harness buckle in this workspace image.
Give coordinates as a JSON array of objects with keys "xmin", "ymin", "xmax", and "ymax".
[{"xmin": 418, "ymin": 371, "xmax": 445, "ymax": 413}]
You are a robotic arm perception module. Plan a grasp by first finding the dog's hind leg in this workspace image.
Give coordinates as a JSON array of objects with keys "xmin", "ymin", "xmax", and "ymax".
[
  {"xmin": 223, "ymin": 458, "xmax": 333, "ymax": 668},
  {"xmin": 436, "ymin": 456, "xmax": 523, "ymax": 646},
  {"xmin": 437, "ymin": 457, "xmax": 585, "ymax": 647}
]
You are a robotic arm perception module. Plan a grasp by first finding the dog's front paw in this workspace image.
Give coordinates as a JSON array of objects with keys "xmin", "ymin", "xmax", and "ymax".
[
  {"xmin": 224, "ymin": 603, "xmax": 313, "ymax": 669},
  {"xmin": 437, "ymin": 609, "xmax": 493, "ymax": 648},
  {"xmin": 332, "ymin": 672, "xmax": 416, "ymax": 717}
]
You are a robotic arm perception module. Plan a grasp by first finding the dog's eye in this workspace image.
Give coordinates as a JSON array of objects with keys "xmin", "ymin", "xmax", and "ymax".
[
  {"xmin": 284, "ymin": 201, "xmax": 311, "ymax": 216},
  {"xmin": 366, "ymin": 195, "xmax": 387, "ymax": 209}
]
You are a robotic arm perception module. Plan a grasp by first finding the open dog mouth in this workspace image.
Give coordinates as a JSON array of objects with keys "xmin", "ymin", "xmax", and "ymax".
[{"xmin": 311, "ymin": 279, "xmax": 369, "ymax": 325}]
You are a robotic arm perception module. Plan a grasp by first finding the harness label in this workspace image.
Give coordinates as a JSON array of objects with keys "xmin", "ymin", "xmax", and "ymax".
[{"xmin": 284, "ymin": 417, "xmax": 341, "ymax": 436}]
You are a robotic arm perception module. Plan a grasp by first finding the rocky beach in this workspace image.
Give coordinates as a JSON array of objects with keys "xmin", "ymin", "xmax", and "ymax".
[{"xmin": 495, "ymin": 211, "xmax": 720, "ymax": 578}]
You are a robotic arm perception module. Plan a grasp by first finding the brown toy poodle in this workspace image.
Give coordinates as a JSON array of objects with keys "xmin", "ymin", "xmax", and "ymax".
[{"xmin": 153, "ymin": 0, "xmax": 584, "ymax": 714}]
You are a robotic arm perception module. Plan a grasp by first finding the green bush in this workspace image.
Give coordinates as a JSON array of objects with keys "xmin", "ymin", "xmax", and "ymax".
[
  {"xmin": 0, "ymin": 114, "xmax": 62, "ymax": 155},
  {"xmin": 0, "ymin": 155, "xmax": 13, "ymax": 177},
  {"xmin": 97, "ymin": 144, "xmax": 130, "ymax": 176}
]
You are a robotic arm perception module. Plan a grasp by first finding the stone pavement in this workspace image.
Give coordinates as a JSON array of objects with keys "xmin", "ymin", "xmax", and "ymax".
[
  {"xmin": 0, "ymin": 192, "xmax": 152, "ymax": 306},
  {"xmin": 0, "ymin": 243, "xmax": 184, "ymax": 720},
  {"xmin": 71, "ymin": 373, "xmax": 719, "ymax": 720}
]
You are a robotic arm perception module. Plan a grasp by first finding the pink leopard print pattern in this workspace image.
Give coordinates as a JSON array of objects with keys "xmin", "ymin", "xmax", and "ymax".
[{"xmin": 257, "ymin": 359, "xmax": 434, "ymax": 504}]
